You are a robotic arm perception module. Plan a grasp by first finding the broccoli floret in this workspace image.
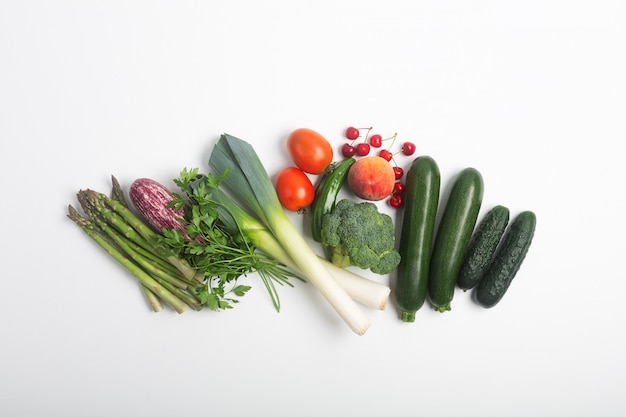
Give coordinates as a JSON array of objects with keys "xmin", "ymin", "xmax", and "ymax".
[{"xmin": 320, "ymin": 199, "xmax": 401, "ymax": 275}]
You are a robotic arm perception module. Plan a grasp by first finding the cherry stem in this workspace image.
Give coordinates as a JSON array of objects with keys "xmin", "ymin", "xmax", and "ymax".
[
  {"xmin": 387, "ymin": 133, "xmax": 398, "ymax": 149},
  {"xmin": 362, "ymin": 127, "xmax": 373, "ymax": 142},
  {"xmin": 350, "ymin": 127, "xmax": 373, "ymax": 145}
]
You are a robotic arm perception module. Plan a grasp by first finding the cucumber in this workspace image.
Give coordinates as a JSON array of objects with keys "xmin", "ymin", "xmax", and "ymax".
[
  {"xmin": 310, "ymin": 157, "xmax": 355, "ymax": 242},
  {"xmin": 395, "ymin": 156, "xmax": 440, "ymax": 322},
  {"xmin": 428, "ymin": 167, "xmax": 483, "ymax": 312},
  {"xmin": 457, "ymin": 205, "xmax": 510, "ymax": 291},
  {"xmin": 475, "ymin": 210, "xmax": 536, "ymax": 308}
]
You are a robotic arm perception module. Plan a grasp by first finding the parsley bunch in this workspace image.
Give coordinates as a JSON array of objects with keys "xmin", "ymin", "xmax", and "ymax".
[{"xmin": 160, "ymin": 168, "xmax": 296, "ymax": 311}]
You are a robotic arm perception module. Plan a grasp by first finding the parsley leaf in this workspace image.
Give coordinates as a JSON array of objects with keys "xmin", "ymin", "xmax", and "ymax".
[{"xmin": 156, "ymin": 168, "xmax": 297, "ymax": 312}]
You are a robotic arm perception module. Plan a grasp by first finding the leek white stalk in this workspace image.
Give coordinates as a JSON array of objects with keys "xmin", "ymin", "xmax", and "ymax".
[
  {"xmin": 209, "ymin": 134, "xmax": 371, "ymax": 335},
  {"xmin": 212, "ymin": 186, "xmax": 390, "ymax": 310},
  {"xmin": 324, "ymin": 263, "xmax": 390, "ymax": 310}
]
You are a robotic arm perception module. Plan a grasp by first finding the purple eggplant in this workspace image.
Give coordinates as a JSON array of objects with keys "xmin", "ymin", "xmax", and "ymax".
[{"xmin": 129, "ymin": 178, "xmax": 187, "ymax": 235}]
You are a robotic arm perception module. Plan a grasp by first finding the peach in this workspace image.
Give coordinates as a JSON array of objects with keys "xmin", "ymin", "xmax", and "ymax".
[{"xmin": 347, "ymin": 156, "xmax": 395, "ymax": 201}]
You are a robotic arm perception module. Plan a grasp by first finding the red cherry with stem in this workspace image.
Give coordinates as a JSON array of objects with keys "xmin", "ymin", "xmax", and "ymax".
[
  {"xmin": 379, "ymin": 149, "xmax": 393, "ymax": 161},
  {"xmin": 345, "ymin": 127, "xmax": 360, "ymax": 140},
  {"xmin": 393, "ymin": 166, "xmax": 404, "ymax": 180},
  {"xmin": 389, "ymin": 193, "xmax": 403, "ymax": 208},
  {"xmin": 393, "ymin": 182, "xmax": 405, "ymax": 194},
  {"xmin": 342, "ymin": 143, "xmax": 356, "ymax": 157},
  {"xmin": 402, "ymin": 142, "xmax": 416, "ymax": 156},
  {"xmin": 369, "ymin": 134, "xmax": 383, "ymax": 148},
  {"xmin": 356, "ymin": 143, "xmax": 371, "ymax": 156}
]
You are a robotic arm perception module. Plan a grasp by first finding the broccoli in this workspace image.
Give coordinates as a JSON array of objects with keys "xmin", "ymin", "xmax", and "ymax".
[{"xmin": 320, "ymin": 198, "xmax": 401, "ymax": 275}]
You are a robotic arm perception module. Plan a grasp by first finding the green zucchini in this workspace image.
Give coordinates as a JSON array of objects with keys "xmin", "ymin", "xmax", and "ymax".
[
  {"xmin": 475, "ymin": 210, "xmax": 536, "ymax": 308},
  {"xmin": 457, "ymin": 205, "xmax": 510, "ymax": 291},
  {"xmin": 310, "ymin": 157, "xmax": 355, "ymax": 242},
  {"xmin": 395, "ymin": 156, "xmax": 440, "ymax": 322},
  {"xmin": 428, "ymin": 167, "xmax": 483, "ymax": 312}
]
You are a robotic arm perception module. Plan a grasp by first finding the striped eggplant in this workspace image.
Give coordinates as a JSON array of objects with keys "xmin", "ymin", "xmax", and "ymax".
[{"xmin": 129, "ymin": 178, "xmax": 187, "ymax": 236}]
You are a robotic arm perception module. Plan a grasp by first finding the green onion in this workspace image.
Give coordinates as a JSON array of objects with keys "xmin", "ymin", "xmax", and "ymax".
[{"xmin": 208, "ymin": 133, "xmax": 371, "ymax": 335}]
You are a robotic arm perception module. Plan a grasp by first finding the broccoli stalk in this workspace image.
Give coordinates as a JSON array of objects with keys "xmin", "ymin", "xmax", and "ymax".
[{"xmin": 320, "ymin": 199, "xmax": 401, "ymax": 275}]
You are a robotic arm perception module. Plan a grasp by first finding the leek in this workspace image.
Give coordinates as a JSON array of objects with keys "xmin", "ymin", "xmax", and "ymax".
[
  {"xmin": 208, "ymin": 133, "xmax": 372, "ymax": 335},
  {"xmin": 208, "ymin": 184, "xmax": 390, "ymax": 310}
]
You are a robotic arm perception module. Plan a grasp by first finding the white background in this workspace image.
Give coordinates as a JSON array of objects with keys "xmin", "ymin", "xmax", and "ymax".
[{"xmin": 1, "ymin": 1, "xmax": 625, "ymax": 416}]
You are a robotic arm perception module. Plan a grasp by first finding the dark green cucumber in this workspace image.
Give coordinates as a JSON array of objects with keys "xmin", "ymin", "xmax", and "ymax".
[
  {"xmin": 428, "ymin": 167, "xmax": 483, "ymax": 312},
  {"xmin": 457, "ymin": 205, "xmax": 510, "ymax": 291},
  {"xmin": 310, "ymin": 157, "xmax": 355, "ymax": 242},
  {"xmin": 475, "ymin": 210, "xmax": 536, "ymax": 308},
  {"xmin": 395, "ymin": 156, "xmax": 440, "ymax": 322}
]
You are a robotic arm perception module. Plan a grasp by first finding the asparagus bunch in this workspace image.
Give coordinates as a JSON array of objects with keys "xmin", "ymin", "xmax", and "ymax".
[{"xmin": 67, "ymin": 176, "xmax": 203, "ymax": 313}]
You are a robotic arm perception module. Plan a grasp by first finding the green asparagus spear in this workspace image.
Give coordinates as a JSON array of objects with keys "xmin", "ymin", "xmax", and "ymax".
[
  {"xmin": 67, "ymin": 205, "xmax": 189, "ymax": 314},
  {"xmin": 81, "ymin": 189, "xmax": 200, "ymax": 281},
  {"xmin": 111, "ymin": 175, "xmax": 166, "ymax": 312}
]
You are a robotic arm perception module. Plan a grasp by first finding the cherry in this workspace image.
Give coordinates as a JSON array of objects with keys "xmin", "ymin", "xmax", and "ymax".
[
  {"xmin": 379, "ymin": 149, "xmax": 393, "ymax": 161},
  {"xmin": 344, "ymin": 126, "xmax": 414, "ymax": 164},
  {"xmin": 402, "ymin": 142, "xmax": 416, "ymax": 156},
  {"xmin": 369, "ymin": 134, "xmax": 383, "ymax": 148},
  {"xmin": 356, "ymin": 143, "xmax": 371, "ymax": 156},
  {"xmin": 345, "ymin": 127, "xmax": 360, "ymax": 140},
  {"xmin": 393, "ymin": 181, "xmax": 405, "ymax": 194},
  {"xmin": 393, "ymin": 166, "xmax": 404, "ymax": 180},
  {"xmin": 342, "ymin": 143, "xmax": 357, "ymax": 158},
  {"xmin": 388, "ymin": 193, "xmax": 403, "ymax": 208}
]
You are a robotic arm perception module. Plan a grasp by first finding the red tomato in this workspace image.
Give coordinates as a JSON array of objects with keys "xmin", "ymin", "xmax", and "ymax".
[
  {"xmin": 275, "ymin": 167, "xmax": 315, "ymax": 211},
  {"xmin": 287, "ymin": 128, "xmax": 333, "ymax": 174}
]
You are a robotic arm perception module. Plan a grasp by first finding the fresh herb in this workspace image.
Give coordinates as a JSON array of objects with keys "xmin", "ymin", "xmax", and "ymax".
[{"xmin": 160, "ymin": 167, "xmax": 297, "ymax": 312}]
